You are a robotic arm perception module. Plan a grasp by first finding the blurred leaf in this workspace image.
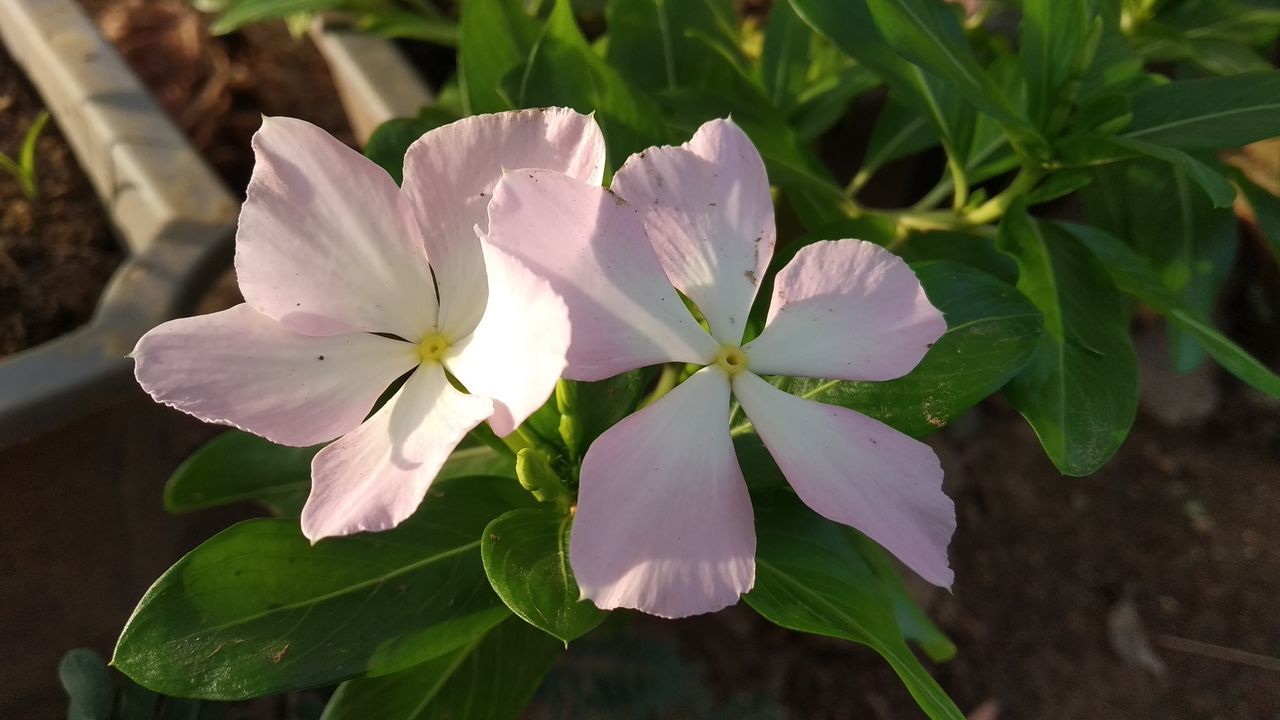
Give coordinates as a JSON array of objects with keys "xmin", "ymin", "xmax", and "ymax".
[
  {"xmin": 320, "ymin": 618, "xmax": 561, "ymax": 720},
  {"xmin": 1234, "ymin": 168, "xmax": 1280, "ymax": 263},
  {"xmin": 482, "ymin": 507, "xmax": 606, "ymax": 644},
  {"xmin": 745, "ymin": 491, "xmax": 964, "ymax": 720},
  {"xmin": 760, "ymin": 0, "xmax": 813, "ymax": 112},
  {"xmin": 1065, "ymin": 222, "xmax": 1280, "ymax": 397},
  {"xmin": 115, "ymin": 476, "xmax": 532, "ymax": 699},
  {"xmin": 1123, "ymin": 72, "xmax": 1280, "ymax": 150},
  {"xmin": 61, "ymin": 649, "xmax": 114, "ymax": 720},
  {"xmin": 364, "ymin": 108, "xmax": 458, "ymax": 184},
  {"xmin": 1075, "ymin": 135, "xmax": 1238, "ymax": 207},
  {"xmin": 210, "ymin": 0, "xmax": 341, "ymax": 34},
  {"xmin": 606, "ymin": 0, "xmax": 744, "ymax": 95},
  {"xmin": 507, "ymin": 0, "xmax": 668, "ymax": 163},
  {"xmin": 754, "ymin": 262, "xmax": 1042, "ymax": 439},
  {"xmin": 997, "ymin": 207, "xmax": 1137, "ymax": 476},
  {"xmin": 1022, "ymin": 0, "xmax": 1097, "ymax": 129},
  {"xmin": 357, "ymin": 8, "xmax": 458, "ymax": 44},
  {"xmin": 459, "ymin": 0, "xmax": 539, "ymax": 114},
  {"xmin": 897, "ymin": 231, "xmax": 1020, "ymax": 285},
  {"xmin": 858, "ymin": 89, "xmax": 940, "ymax": 187}
]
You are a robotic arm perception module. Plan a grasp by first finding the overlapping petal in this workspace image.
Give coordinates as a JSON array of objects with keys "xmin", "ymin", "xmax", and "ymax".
[
  {"xmin": 235, "ymin": 117, "xmax": 437, "ymax": 340},
  {"xmin": 301, "ymin": 363, "xmax": 494, "ymax": 541},
  {"xmin": 132, "ymin": 304, "xmax": 419, "ymax": 447},
  {"xmin": 403, "ymin": 109, "xmax": 606, "ymax": 336},
  {"xmin": 486, "ymin": 170, "xmax": 719, "ymax": 380},
  {"xmin": 744, "ymin": 240, "xmax": 946, "ymax": 382},
  {"xmin": 445, "ymin": 241, "xmax": 570, "ymax": 437},
  {"xmin": 570, "ymin": 367, "xmax": 756, "ymax": 618},
  {"xmin": 611, "ymin": 119, "xmax": 775, "ymax": 345},
  {"xmin": 732, "ymin": 371, "xmax": 955, "ymax": 587}
]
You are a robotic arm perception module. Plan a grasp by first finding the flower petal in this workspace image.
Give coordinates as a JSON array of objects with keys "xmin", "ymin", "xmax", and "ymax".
[
  {"xmin": 402, "ymin": 108, "xmax": 606, "ymax": 337},
  {"xmin": 132, "ymin": 304, "xmax": 419, "ymax": 447},
  {"xmin": 733, "ymin": 371, "xmax": 955, "ymax": 587},
  {"xmin": 445, "ymin": 241, "xmax": 570, "ymax": 437},
  {"xmin": 610, "ymin": 119, "xmax": 775, "ymax": 345},
  {"xmin": 486, "ymin": 170, "xmax": 719, "ymax": 381},
  {"xmin": 234, "ymin": 117, "xmax": 437, "ymax": 340},
  {"xmin": 744, "ymin": 240, "xmax": 946, "ymax": 382},
  {"xmin": 570, "ymin": 367, "xmax": 755, "ymax": 618},
  {"xmin": 302, "ymin": 363, "xmax": 493, "ymax": 541}
]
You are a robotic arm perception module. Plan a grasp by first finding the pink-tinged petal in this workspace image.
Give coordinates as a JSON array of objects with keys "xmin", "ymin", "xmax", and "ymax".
[
  {"xmin": 132, "ymin": 304, "xmax": 419, "ymax": 447},
  {"xmin": 744, "ymin": 240, "xmax": 946, "ymax": 382},
  {"xmin": 570, "ymin": 367, "xmax": 755, "ymax": 618},
  {"xmin": 235, "ymin": 117, "xmax": 437, "ymax": 340},
  {"xmin": 302, "ymin": 362, "xmax": 493, "ymax": 541},
  {"xmin": 486, "ymin": 170, "xmax": 719, "ymax": 381},
  {"xmin": 402, "ymin": 108, "xmax": 606, "ymax": 337},
  {"xmin": 733, "ymin": 371, "xmax": 955, "ymax": 587},
  {"xmin": 445, "ymin": 242, "xmax": 570, "ymax": 436},
  {"xmin": 611, "ymin": 119, "xmax": 775, "ymax": 345}
]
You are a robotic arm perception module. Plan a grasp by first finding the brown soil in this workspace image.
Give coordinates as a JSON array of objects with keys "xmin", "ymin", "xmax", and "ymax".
[{"xmin": 0, "ymin": 48, "xmax": 121, "ymax": 357}]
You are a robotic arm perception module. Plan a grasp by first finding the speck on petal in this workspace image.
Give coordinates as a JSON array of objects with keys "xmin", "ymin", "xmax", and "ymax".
[
  {"xmin": 611, "ymin": 119, "xmax": 775, "ymax": 345},
  {"xmin": 132, "ymin": 303, "xmax": 419, "ymax": 447},
  {"xmin": 302, "ymin": 362, "xmax": 493, "ymax": 541},
  {"xmin": 732, "ymin": 371, "xmax": 955, "ymax": 588},
  {"xmin": 744, "ymin": 240, "xmax": 946, "ymax": 382},
  {"xmin": 235, "ymin": 116, "xmax": 437, "ymax": 340},
  {"xmin": 570, "ymin": 367, "xmax": 755, "ymax": 618},
  {"xmin": 403, "ymin": 108, "xmax": 606, "ymax": 338}
]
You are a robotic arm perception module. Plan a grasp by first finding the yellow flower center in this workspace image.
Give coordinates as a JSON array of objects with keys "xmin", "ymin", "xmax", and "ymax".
[
  {"xmin": 713, "ymin": 345, "xmax": 749, "ymax": 377},
  {"xmin": 418, "ymin": 333, "xmax": 451, "ymax": 363}
]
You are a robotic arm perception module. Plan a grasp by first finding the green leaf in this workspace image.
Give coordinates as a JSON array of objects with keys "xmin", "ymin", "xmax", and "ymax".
[
  {"xmin": 320, "ymin": 618, "xmax": 561, "ymax": 720},
  {"xmin": 507, "ymin": 0, "xmax": 669, "ymax": 163},
  {"xmin": 567, "ymin": 368, "xmax": 660, "ymax": 455},
  {"xmin": 209, "ymin": 0, "xmax": 342, "ymax": 34},
  {"xmin": 357, "ymin": 9, "xmax": 458, "ymax": 45},
  {"xmin": 1064, "ymin": 222, "xmax": 1280, "ymax": 397},
  {"xmin": 1109, "ymin": 136, "xmax": 1236, "ymax": 208},
  {"xmin": 754, "ymin": 262, "xmax": 1042, "ymax": 439},
  {"xmin": 857, "ymin": 89, "xmax": 940, "ymax": 188},
  {"xmin": 1124, "ymin": 72, "xmax": 1280, "ymax": 150},
  {"xmin": 850, "ymin": 535, "xmax": 957, "ymax": 663},
  {"xmin": 1022, "ymin": 0, "xmax": 1097, "ymax": 129},
  {"xmin": 482, "ymin": 507, "xmax": 605, "ymax": 644},
  {"xmin": 1235, "ymin": 169, "xmax": 1280, "ymax": 263},
  {"xmin": 605, "ymin": 0, "xmax": 745, "ymax": 96},
  {"xmin": 114, "ymin": 476, "xmax": 532, "ymax": 699},
  {"xmin": 745, "ymin": 491, "xmax": 963, "ymax": 720},
  {"xmin": 363, "ymin": 109, "xmax": 458, "ymax": 184},
  {"xmin": 997, "ymin": 207, "xmax": 1137, "ymax": 476},
  {"xmin": 760, "ymin": 0, "xmax": 812, "ymax": 111},
  {"xmin": 458, "ymin": 0, "xmax": 539, "ymax": 114},
  {"xmin": 865, "ymin": 0, "xmax": 1029, "ymax": 134},
  {"xmin": 60, "ymin": 649, "xmax": 115, "ymax": 720}
]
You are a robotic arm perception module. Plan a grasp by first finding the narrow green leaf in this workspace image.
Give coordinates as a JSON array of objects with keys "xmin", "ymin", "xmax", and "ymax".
[
  {"xmin": 458, "ymin": 0, "xmax": 539, "ymax": 114},
  {"xmin": 210, "ymin": 0, "xmax": 342, "ymax": 34},
  {"xmin": 1109, "ymin": 136, "xmax": 1236, "ymax": 207},
  {"xmin": 997, "ymin": 207, "xmax": 1138, "ymax": 476},
  {"xmin": 605, "ymin": 0, "xmax": 745, "ymax": 96},
  {"xmin": 1124, "ymin": 72, "xmax": 1280, "ymax": 150},
  {"xmin": 756, "ymin": 262, "xmax": 1042, "ymax": 439},
  {"xmin": 482, "ymin": 508, "xmax": 606, "ymax": 644},
  {"xmin": 1064, "ymin": 222, "xmax": 1280, "ymax": 397},
  {"xmin": 114, "ymin": 476, "xmax": 532, "ymax": 699},
  {"xmin": 60, "ymin": 649, "xmax": 115, "ymax": 720},
  {"xmin": 858, "ymin": 90, "xmax": 940, "ymax": 185},
  {"xmin": 745, "ymin": 491, "xmax": 964, "ymax": 720},
  {"xmin": 1233, "ymin": 169, "xmax": 1280, "ymax": 264},
  {"xmin": 320, "ymin": 618, "xmax": 561, "ymax": 720},
  {"xmin": 760, "ymin": 0, "xmax": 811, "ymax": 111}
]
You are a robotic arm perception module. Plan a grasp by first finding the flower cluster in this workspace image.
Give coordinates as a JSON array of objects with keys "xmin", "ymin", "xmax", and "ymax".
[{"xmin": 133, "ymin": 109, "xmax": 954, "ymax": 619}]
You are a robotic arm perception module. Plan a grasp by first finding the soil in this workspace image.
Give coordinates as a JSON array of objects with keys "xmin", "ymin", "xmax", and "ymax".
[{"xmin": 0, "ymin": 48, "xmax": 121, "ymax": 357}]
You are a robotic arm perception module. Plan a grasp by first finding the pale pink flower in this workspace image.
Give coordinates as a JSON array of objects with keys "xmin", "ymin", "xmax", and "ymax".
[
  {"xmin": 133, "ymin": 109, "xmax": 605, "ymax": 541},
  {"xmin": 486, "ymin": 119, "xmax": 954, "ymax": 618}
]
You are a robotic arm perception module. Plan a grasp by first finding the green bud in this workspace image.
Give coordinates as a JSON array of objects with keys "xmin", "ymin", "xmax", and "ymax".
[{"xmin": 516, "ymin": 448, "xmax": 564, "ymax": 503}]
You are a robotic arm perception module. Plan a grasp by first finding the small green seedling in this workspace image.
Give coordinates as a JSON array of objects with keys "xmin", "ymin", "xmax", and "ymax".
[{"xmin": 0, "ymin": 109, "xmax": 50, "ymax": 201}]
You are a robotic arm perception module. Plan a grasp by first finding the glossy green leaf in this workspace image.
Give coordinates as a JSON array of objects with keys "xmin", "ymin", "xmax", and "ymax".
[
  {"xmin": 751, "ymin": 262, "xmax": 1042, "ymax": 439},
  {"xmin": 482, "ymin": 508, "xmax": 605, "ymax": 644},
  {"xmin": 320, "ymin": 618, "xmax": 561, "ymax": 720},
  {"xmin": 1124, "ymin": 72, "xmax": 1280, "ymax": 150},
  {"xmin": 61, "ymin": 649, "xmax": 115, "ymax": 720},
  {"xmin": 1064, "ymin": 222, "xmax": 1280, "ymax": 397},
  {"xmin": 458, "ymin": 0, "xmax": 539, "ymax": 114},
  {"xmin": 1022, "ymin": 0, "xmax": 1097, "ymax": 129},
  {"xmin": 363, "ymin": 109, "xmax": 457, "ymax": 184},
  {"xmin": 997, "ymin": 207, "xmax": 1137, "ymax": 476},
  {"xmin": 165, "ymin": 432, "xmax": 513, "ymax": 516},
  {"xmin": 507, "ymin": 0, "xmax": 669, "ymax": 163},
  {"xmin": 114, "ymin": 476, "xmax": 532, "ymax": 699},
  {"xmin": 745, "ymin": 491, "xmax": 963, "ymax": 720}
]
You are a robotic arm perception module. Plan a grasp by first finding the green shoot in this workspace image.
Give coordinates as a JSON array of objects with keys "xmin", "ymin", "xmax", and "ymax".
[{"xmin": 0, "ymin": 109, "xmax": 51, "ymax": 201}]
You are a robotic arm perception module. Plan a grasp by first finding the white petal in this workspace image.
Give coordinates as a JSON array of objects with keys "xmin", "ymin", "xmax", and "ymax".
[
  {"xmin": 132, "ymin": 304, "xmax": 419, "ymax": 447},
  {"xmin": 611, "ymin": 119, "xmax": 775, "ymax": 344},
  {"xmin": 570, "ymin": 367, "xmax": 756, "ymax": 618},
  {"xmin": 235, "ymin": 117, "xmax": 437, "ymax": 339},
  {"xmin": 733, "ymin": 371, "xmax": 955, "ymax": 587},
  {"xmin": 302, "ymin": 363, "xmax": 493, "ymax": 541}
]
